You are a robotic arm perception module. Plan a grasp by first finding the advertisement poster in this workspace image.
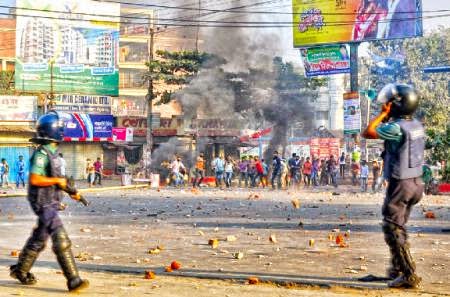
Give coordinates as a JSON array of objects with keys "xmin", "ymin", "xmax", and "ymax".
[
  {"xmin": 292, "ymin": 0, "xmax": 423, "ymax": 47},
  {"xmin": 112, "ymin": 127, "xmax": 134, "ymax": 142},
  {"xmin": 0, "ymin": 96, "xmax": 37, "ymax": 122},
  {"xmin": 53, "ymin": 94, "xmax": 112, "ymax": 114},
  {"xmin": 62, "ymin": 113, "xmax": 113, "ymax": 139},
  {"xmin": 300, "ymin": 45, "xmax": 350, "ymax": 77},
  {"xmin": 310, "ymin": 138, "xmax": 340, "ymax": 159},
  {"xmin": 343, "ymin": 92, "xmax": 361, "ymax": 134},
  {"xmin": 15, "ymin": 0, "xmax": 120, "ymax": 96},
  {"xmin": 112, "ymin": 97, "xmax": 146, "ymax": 117}
]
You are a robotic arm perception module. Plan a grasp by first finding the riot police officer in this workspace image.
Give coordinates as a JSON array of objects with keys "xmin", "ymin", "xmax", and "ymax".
[
  {"xmin": 10, "ymin": 111, "xmax": 89, "ymax": 292},
  {"xmin": 363, "ymin": 84, "xmax": 424, "ymax": 289}
]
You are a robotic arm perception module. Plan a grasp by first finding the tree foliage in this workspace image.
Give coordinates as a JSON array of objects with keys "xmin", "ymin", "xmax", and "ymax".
[
  {"xmin": 367, "ymin": 27, "xmax": 449, "ymax": 180},
  {"xmin": 0, "ymin": 70, "xmax": 14, "ymax": 94}
]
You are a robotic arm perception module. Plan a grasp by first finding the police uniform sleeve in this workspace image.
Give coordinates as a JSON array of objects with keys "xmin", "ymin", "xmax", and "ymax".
[
  {"xmin": 376, "ymin": 122, "xmax": 402, "ymax": 142},
  {"xmin": 30, "ymin": 150, "xmax": 49, "ymax": 176}
]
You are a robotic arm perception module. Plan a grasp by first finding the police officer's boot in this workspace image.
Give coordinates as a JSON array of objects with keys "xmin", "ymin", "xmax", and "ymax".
[
  {"xmin": 382, "ymin": 222, "xmax": 402, "ymax": 279},
  {"xmin": 387, "ymin": 248, "xmax": 402, "ymax": 280},
  {"xmin": 51, "ymin": 227, "xmax": 89, "ymax": 292},
  {"xmin": 10, "ymin": 248, "xmax": 38, "ymax": 285},
  {"xmin": 388, "ymin": 243, "xmax": 422, "ymax": 289}
]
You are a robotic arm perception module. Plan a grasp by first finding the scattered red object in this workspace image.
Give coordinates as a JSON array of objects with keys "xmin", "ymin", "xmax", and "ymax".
[
  {"xmin": 425, "ymin": 211, "xmax": 436, "ymax": 219},
  {"xmin": 170, "ymin": 261, "xmax": 181, "ymax": 270},
  {"xmin": 144, "ymin": 270, "xmax": 156, "ymax": 279},
  {"xmin": 248, "ymin": 277, "xmax": 259, "ymax": 285},
  {"xmin": 438, "ymin": 183, "xmax": 450, "ymax": 193}
]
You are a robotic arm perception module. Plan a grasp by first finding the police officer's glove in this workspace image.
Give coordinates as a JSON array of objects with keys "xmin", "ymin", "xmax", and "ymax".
[{"xmin": 63, "ymin": 176, "xmax": 78, "ymax": 196}]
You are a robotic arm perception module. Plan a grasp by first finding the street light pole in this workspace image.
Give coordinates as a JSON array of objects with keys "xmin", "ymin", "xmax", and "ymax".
[{"xmin": 145, "ymin": 14, "xmax": 155, "ymax": 177}]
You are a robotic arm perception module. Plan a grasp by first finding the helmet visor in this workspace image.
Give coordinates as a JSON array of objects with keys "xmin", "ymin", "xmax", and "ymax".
[{"xmin": 377, "ymin": 83, "xmax": 398, "ymax": 104}]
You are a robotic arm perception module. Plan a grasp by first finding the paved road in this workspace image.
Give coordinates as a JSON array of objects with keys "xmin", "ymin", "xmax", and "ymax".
[{"xmin": 0, "ymin": 187, "xmax": 449, "ymax": 296}]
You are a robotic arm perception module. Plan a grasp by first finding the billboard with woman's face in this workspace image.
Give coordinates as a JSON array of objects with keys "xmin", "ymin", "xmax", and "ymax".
[{"xmin": 292, "ymin": 0, "xmax": 423, "ymax": 47}]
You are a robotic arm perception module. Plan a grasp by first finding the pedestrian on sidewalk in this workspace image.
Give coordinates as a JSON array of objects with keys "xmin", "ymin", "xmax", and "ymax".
[
  {"xmin": 15, "ymin": 155, "xmax": 26, "ymax": 189},
  {"xmin": 85, "ymin": 159, "xmax": 95, "ymax": 187},
  {"xmin": 351, "ymin": 160, "xmax": 360, "ymax": 186},
  {"xmin": 1, "ymin": 158, "xmax": 10, "ymax": 188},
  {"xmin": 360, "ymin": 160, "xmax": 369, "ymax": 192},
  {"xmin": 372, "ymin": 160, "xmax": 381, "ymax": 192},
  {"xmin": 93, "ymin": 157, "xmax": 103, "ymax": 186},
  {"xmin": 254, "ymin": 156, "xmax": 264, "ymax": 187},
  {"xmin": 10, "ymin": 112, "xmax": 89, "ymax": 292},
  {"xmin": 311, "ymin": 156, "xmax": 320, "ymax": 187},
  {"xmin": 302, "ymin": 157, "xmax": 312, "ymax": 187},
  {"xmin": 193, "ymin": 153, "xmax": 205, "ymax": 188},
  {"xmin": 327, "ymin": 155, "xmax": 338, "ymax": 188},
  {"xmin": 224, "ymin": 156, "xmax": 235, "ymax": 188},
  {"xmin": 238, "ymin": 156, "xmax": 249, "ymax": 187},
  {"xmin": 339, "ymin": 152, "xmax": 346, "ymax": 179},
  {"xmin": 363, "ymin": 83, "xmax": 424, "ymax": 288},
  {"xmin": 271, "ymin": 151, "xmax": 282, "ymax": 190},
  {"xmin": 212, "ymin": 154, "xmax": 225, "ymax": 188}
]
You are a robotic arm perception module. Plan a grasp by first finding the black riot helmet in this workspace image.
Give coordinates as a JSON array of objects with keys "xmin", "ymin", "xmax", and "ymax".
[
  {"xmin": 31, "ymin": 111, "xmax": 65, "ymax": 144},
  {"xmin": 377, "ymin": 83, "xmax": 419, "ymax": 119}
]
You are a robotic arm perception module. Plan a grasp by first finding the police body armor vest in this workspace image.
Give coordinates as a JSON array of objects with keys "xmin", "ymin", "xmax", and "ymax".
[
  {"xmin": 385, "ymin": 119, "xmax": 424, "ymax": 180},
  {"xmin": 28, "ymin": 146, "xmax": 64, "ymax": 212}
]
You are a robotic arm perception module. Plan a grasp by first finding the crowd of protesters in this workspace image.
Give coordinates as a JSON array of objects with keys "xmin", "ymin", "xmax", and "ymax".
[{"xmin": 160, "ymin": 150, "xmax": 388, "ymax": 193}]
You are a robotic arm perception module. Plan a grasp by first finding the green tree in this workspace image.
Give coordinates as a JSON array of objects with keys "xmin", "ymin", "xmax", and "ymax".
[
  {"xmin": 0, "ymin": 70, "xmax": 14, "ymax": 94},
  {"xmin": 367, "ymin": 28, "xmax": 450, "ymax": 180}
]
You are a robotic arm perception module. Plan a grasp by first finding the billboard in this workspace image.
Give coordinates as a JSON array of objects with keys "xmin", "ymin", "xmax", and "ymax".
[
  {"xmin": 0, "ymin": 96, "xmax": 37, "ymax": 122},
  {"xmin": 15, "ymin": 0, "xmax": 120, "ymax": 96},
  {"xmin": 292, "ymin": 0, "xmax": 423, "ymax": 47},
  {"xmin": 343, "ymin": 92, "xmax": 361, "ymax": 134},
  {"xmin": 62, "ymin": 113, "xmax": 113, "ymax": 140},
  {"xmin": 53, "ymin": 94, "xmax": 112, "ymax": 114},
  {"xmin": 300, "ymin": 45, "xmax": 350, "ymax": 77},
  {"xmin": 310, "ymin": 138, "xmax": 340, "ymax": 159}
]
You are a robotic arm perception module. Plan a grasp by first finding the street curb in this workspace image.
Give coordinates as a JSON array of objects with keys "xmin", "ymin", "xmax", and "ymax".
[{"xmin": 0, "ymin": 184, "xmax": 150, "ymax": 199}]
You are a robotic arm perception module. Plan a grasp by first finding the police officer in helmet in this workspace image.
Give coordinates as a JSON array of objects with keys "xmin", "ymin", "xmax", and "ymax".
[
  {"xmin": 10, "ymin": 111, "xmax": 89, "ymax": 292},
  {"xmin": 363, "ymin": 84, "xmax": 424, "ymax": 288}
]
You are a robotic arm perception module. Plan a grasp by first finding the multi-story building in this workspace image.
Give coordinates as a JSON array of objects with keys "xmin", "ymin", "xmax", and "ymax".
[
  {"xmin": 19, "ymin": 18, "xmax": 55, "ymax": 63},
  {"xmin": 95, "ymin": 32, "xmax": 115, "ymax": 67},
  {"xmin": 59, "ymin": 26, "xmax": 88, "ymax": 64}
]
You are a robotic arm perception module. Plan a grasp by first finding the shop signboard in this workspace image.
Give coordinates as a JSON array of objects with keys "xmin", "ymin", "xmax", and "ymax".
[
  {"xmin": 292, "ymin": 0, "xmax": 423, "ymax": 47},
  {"xmin": 53, "ymin": 94, "xmax": 112, "ymax": 114},
  {"xmin": 0, "ymin": 96, "xmax": 37, "ymax": 122},
  {"xmin": 15, "ymin": 0, "xmax": 120, "ymax": 95}
]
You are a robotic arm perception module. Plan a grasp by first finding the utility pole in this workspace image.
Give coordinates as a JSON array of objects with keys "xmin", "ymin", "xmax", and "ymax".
[
  {"xmin": 195, "ymin": 0, "xmax": 201, "ymax": 52},
  {"xmin": 45, "ymin": 60, "xmax": 55, "ymax": 113},
  {"xmin": 145, "ymin": 13, "xmax": 155, "ymax": 177}
]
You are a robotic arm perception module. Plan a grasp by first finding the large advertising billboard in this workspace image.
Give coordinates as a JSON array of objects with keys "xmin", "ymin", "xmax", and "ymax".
[
  {"xmin": 15, "ymin": 0, "xmax": 120, "ymax": 96},
  {"xmin": 300, "ymin": 45, "xmax": 350, "ymax": 77},
  {"xmin": 292, "ymin": 0, "xmax": 423, "ymax": 47}
]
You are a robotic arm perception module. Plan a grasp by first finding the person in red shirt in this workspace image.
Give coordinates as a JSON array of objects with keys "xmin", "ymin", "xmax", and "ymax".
[
  {"xmin": 254, "ymin": 156, "xmax": 264, "ymax": 187},
  {"xmin": 302, "ymin": 157, "xmax": 312, "ymax": 187},
  {"xmin": 351, "ymin": 160, "xmax": 360, "ymax": 186},
  {"xmin": 93, "ymin": 158, "xmax": 103, "ymax": 186}
]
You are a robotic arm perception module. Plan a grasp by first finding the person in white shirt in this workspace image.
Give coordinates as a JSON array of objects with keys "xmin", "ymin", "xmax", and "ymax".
[
  {"xmin": 170, "ymin": 156, "xmax": 185, "ymax": 187},
  {"xmin": 360, "ymin": 160, "xmax": 369, "ymax": 192}
]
